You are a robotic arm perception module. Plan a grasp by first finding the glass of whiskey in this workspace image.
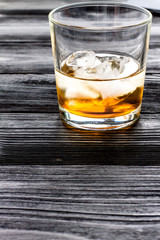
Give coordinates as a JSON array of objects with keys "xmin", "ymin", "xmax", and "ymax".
[{"xmin": 49, "ymin": 2, "xmax": 152, "ymax": 130}]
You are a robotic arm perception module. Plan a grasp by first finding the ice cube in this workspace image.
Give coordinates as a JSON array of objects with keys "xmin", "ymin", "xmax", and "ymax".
[
  {"xmin": 73, "ymin": 55, "xmax": 113, "ymax": 80},
  {"xmin": 59, "ymin": 51, "xmax": 144, "ymax": 101},
  {"xmin": 55, "ymin": 70, "xmax": 100, "ymax": 99},
  {"xmin": 67, "ymin": 51, "xmax": 96, "ymax": 69},
  {"xmin": 119, "ymin": 56, "xmax": 139, "ymax": 78},
  {"xmin": 65, "ymin": 81, "xmax": 100, "ymax": 99},
  {"xmin": 86, "ymin": 70, "xmax": 145, "ymax": 99},
  {"xmin": 96, "ymin": 55, "xmax": 131, "ymax": 79},
  {"xmin": 71, "ymin": 53, "xmax": 133, "ymax": 80}
]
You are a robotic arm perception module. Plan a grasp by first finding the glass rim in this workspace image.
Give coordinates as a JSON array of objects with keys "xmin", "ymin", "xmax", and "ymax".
[{"xmin": 48, "ymin": 1, "xmax": 152, "ymax": 30}]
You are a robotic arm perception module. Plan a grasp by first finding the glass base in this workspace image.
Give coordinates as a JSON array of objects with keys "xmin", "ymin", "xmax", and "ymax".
[{"xmin": 59, "ymin": 106, "xmax": 141, "ymax": 131}]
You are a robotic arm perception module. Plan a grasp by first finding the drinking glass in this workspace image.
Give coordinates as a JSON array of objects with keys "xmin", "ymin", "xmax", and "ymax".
[{"xmin": 49, "ymin": 2, "xmax": 152, "ymax": 130}]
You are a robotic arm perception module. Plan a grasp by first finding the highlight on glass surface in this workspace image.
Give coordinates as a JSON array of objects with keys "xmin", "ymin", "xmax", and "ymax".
[{"xmin": 49, "ymin": 2, "xmax": 152, "ymax": 130}]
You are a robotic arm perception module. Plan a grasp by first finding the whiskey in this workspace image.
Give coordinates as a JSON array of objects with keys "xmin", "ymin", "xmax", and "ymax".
[{"xmin": 55, "ymin": 51, "xmax": 145, "ymax": 118}]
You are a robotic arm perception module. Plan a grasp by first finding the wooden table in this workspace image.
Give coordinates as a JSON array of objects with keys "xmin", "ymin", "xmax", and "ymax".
[{"xmin": 0, "ymin": 1, "xmax": 160, "ymax": 239}]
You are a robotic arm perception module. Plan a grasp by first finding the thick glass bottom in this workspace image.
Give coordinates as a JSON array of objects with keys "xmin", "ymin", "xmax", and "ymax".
[{"xmin": 59, "ymin": 105, "xmax": 141, "ymax": 131}]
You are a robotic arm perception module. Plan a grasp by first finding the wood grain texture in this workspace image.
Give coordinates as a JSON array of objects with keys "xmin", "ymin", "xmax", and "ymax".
[
  {"xmin": 0, "ymin": 166, "xmax": 160, "ymax": 240},
  {"xmin": 0, "ymin": 14, "xmax": 159, "ymax": 43},
  {"xmin": 0, "ymin": 113, "xmax": 159, "ymax": 164},
  {"xmin": 0, "ymin": 73, "xmax": 159, "ymax": 113},
  {"xmin": 0, "ymin": 1, "xmax": 158, "ymax": 165},
  {"xmin": 0, "ymin": 2, "xmax": 159, "ymax": 163},
  {"xmin": 0, "ymin": 15, "xmax": 50, "ymax": 42},
  {"xmin": 0, "ymin": 0, "xmax": 160, "ymax": 239},
  {"xmin": 0, "ymin": 42, "xmax": 159, "ymax": 74}
]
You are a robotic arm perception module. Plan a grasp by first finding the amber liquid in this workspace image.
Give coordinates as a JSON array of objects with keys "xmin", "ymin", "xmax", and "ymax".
[
  {"xmin": 56, "ymin": 53, "xmax": 145, "ymax": 119},
  {"xmin": 57, "ymin": 86, "xmax": 143, "ymax": 118}
]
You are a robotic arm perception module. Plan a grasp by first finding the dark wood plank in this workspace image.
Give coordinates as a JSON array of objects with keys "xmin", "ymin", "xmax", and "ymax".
[
  {"xmin": 0, "ymin": 74, "xmax": 57, "ymax": 113},
  {"xmin": 0, "ymin": 1, "xmax": 159, "ymax": 239},
  {"xmin": 0, "ymin": 73, "xmax": 159, "ymax": 113},
  {"xmin": 1, "ymin": 74, "xmax": 160, "ymax": 119},
  {"xmin": 0, "ymin": 41, "xmax": 159, "ymax": 74},
  {"xmin": 0, "ymin": 14, "xmax": 50, "ymax": 42},
  {"xmin": 0, "ymin": 166, "xmax": 160, "ymax": 239},
  {"xmin": 0, "ymin": 42, "xmax": 53, "ymax": 74},
  {"xmin": 0, "ymin": 113, "xmax": 159, "ymax": 164},
  {"xmin": 0, "ymin": 14, "xmax": 158, "ymax": 43},
  {"xmin": 0, "ymin": 1, "xmax": 159, "ymax": 240},
  {"xmin": 0, "ymin": 1, "xmax": 158, "ymax": 163}
]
